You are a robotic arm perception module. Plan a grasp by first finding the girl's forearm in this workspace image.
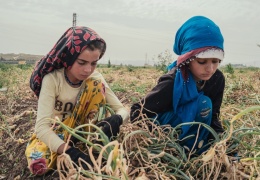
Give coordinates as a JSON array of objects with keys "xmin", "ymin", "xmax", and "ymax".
[{"xmin": 57, "ymin": 143, "xmax": 71, "ymax": 154}]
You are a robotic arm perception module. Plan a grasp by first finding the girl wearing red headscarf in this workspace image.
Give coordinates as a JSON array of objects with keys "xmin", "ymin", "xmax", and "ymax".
[{"xmin": 25, "ymin": 26, "xmax": 129, "ymax": 175}]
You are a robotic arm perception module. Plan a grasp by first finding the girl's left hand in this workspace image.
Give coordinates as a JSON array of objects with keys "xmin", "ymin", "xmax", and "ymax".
[{"xmin": 96, "ymin": 114, "xmax": 123, "ymax": 139}]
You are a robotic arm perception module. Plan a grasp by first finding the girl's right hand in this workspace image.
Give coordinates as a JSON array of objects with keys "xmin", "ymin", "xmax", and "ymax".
[{"xmin": 65, "ymin": 147, "xmax": 92, "ymax": 169}]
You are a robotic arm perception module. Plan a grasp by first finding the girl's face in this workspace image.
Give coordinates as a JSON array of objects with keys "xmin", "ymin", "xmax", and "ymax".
[
  {"xmin": 66, "ymin": 48, "xmax": 101, "ymax": 83},
  {"xmin": 189, "ymin": 58, "xmax": 220, "ymax": 81}
]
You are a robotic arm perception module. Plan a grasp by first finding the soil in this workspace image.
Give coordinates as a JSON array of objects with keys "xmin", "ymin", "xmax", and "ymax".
[
  {"xmin": 0, "ymin": 86, "xmax": 133, "ymax": 180},
  {"xmin": 0, "ymin": 89, "xmax": 51, "ymax": 180}
]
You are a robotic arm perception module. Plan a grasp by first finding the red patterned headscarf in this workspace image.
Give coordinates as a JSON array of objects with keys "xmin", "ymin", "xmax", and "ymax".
[{"xmin": 30, "ymin": 26, "xmax": 106, "ymax": 97}]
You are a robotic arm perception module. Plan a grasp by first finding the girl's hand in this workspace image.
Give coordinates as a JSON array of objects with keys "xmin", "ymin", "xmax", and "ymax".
[
  {"xmin": 86, "ymin": 109, "xmax": 98, "ymax": 122},
  {"xmin": 96, "ymin": 114, "xmax": 123, "ymax": 139},
  {"xmin": 65, "ymin": 147, "xmax": 92, "ymax": 169}
]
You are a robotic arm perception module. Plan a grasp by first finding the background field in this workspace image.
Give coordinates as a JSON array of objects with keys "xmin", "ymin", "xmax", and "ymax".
[{"xmin": 0, "ymin": 64, "xmax": 259, "ymax": 179}]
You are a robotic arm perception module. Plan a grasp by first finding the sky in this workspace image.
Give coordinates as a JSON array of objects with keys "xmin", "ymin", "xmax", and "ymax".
[{"xmin": 1, "ymin": 0, "xmax": 260, "ymax": 67}]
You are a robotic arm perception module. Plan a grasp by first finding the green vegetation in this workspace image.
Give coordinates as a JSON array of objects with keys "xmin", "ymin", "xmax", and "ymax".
[
  {"xmin": 225, "ymin": 63, "xmax": 234, "ymax": 74},
  {"xmin": 107, "ymin": 59, "xmax": 111, "ymax": 68},
  {"xmin": 154, "ymin": 49, "xmax": 174, "ymax": 73},
  {"xmin": 110, "ymin": 82, "xmax": 127, "ymax": 93}
]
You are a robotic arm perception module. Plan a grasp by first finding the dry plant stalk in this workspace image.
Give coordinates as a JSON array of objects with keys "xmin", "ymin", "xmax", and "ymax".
[
  {"xmin": 55, "ymin": 105, "xmax": 260, "ymax": 180},
  {"xmin": 191, "ymin": 106, "xmax": 260, "ymax": 179}
]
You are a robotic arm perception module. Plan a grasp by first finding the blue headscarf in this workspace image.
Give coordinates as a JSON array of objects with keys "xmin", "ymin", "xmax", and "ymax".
[
  {"xmin": 173, "ymin": 16, "xmax": 224, "ymax": 56},
  {"xmin": 169, "ymin": 16, "xmax": 224, "ymax": 115},
  {"xmin": 160, "ymin": 16, "xmax": 224, "ymax": 145}
]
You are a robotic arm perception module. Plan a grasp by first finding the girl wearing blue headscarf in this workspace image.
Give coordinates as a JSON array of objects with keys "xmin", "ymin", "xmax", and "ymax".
[{"xmin": 130, "ymin": 16, "xmax": 225, "ymax": 155}]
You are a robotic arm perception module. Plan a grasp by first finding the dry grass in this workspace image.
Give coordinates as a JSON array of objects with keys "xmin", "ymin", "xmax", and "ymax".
[{"xmin": 0, "ymin": 65, "xmax": 259, "ymax": 179}]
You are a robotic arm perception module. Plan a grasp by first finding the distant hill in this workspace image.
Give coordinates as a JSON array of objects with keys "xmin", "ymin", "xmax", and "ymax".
[{"xmin": 0, "ymin": 53, "xmax": 43, "ymax": 64}]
